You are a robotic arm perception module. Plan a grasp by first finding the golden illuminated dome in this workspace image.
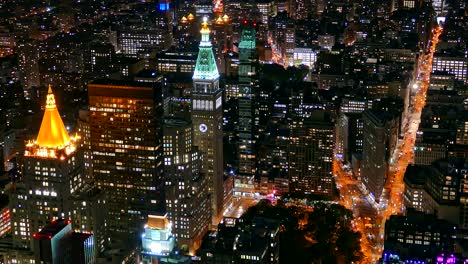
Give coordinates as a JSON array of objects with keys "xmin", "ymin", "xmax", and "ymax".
[
  {"xmin": 181, "ymin": 16, "xmax": 188, "ymax": 23},
  {"xmin": 200, "ymin": 17, "xmax": 210, "ymax": 34},
  {"xmin": 222, "ymin": 14, "xmax": 229, "ymax": 22},
  {"xmin": 187, "ymin": 13, "xmax": 195, "ymax": 21},
  {"xmin": 36, "ymin": 85, "xmax": 71, "ymax": 148},
  {"xmin": 215, "ymin": 16, "xmax": 223, "ymax": 24}
]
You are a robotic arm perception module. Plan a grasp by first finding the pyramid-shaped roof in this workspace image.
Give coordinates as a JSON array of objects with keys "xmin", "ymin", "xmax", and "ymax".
[
  {"xmin": 193, "ymin": 19, "xmax": 220, "ymax": 81},
  {"xmin": 36, "ymin": 86, "xmax": 70, "ymax": 148}
]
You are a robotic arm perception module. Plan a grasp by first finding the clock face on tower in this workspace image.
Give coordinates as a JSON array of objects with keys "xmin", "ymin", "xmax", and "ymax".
[{"xmin": 199, "ymin": 123, "xmax": 208, "ymax": 133}]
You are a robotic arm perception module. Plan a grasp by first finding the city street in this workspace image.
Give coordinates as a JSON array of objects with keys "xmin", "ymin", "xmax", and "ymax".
[
  {"xmin": 224, "ymin": 196, "xmax": 258, "ymax": 219},
  {"xmin": 333, "ymin": 24, "xmax": 444, "ymax": 263}
]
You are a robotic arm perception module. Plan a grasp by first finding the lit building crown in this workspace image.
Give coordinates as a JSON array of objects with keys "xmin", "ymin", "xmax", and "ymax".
[
  {"xmin": 193, "ymin": 17, "xmax": 220, "ymax": 81},
  {"xmin": 187, "ymin": 13, "xmax": 195, "ymax": 21},
  {"xmin": 141, "ymin": 214, "xmax": 175, "ymax": 257},
  {"xmin": 36, "ymin": 85, "xmax": 70, "ymax": 148},
  {"xmin": 239, "ymin": 27, "xmax": 256, "ymax": 49},
  {"xmin": 25, "ymin": 85, "xmax": 80, "ymax": 159},
  {"xmin": 200, "ymin": 17, "xmax": 210, "ymax": 34}
]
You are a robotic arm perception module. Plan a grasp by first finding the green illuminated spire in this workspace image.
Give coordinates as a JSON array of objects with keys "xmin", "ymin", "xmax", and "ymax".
[{"xmin": 193, "ymin": 18, "xmax": 220, "ymax": 81}]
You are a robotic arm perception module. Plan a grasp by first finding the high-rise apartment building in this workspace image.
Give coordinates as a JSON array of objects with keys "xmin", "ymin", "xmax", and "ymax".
[
  {"xmin": 88, "ymin": 80, "xmax": 163, "ymax": 233},
  {"xmin": 413, "ymin": 141, "xmax": 446, "ymax": 165},
  {"xmin": 155, "ymin": 48, "xmax": 198, "ymax": 74},
  {"xmin": 335, "ymin": 113, "xmax": 364, "ymax": 162},
  {"xmin": 71, "ymin": 185, "xmax": 108, "ymax": 257},
  {"xmin": 288, "ymin": 111, "xmax": 335, "ymax": 196},
  {"xmin": 84, "ymin": 42, "xmax": 115, "ymax": 74},
  {"xmin": 383, "ymin": 209, "xmax": 456, "ymax": 263},
  {"xmin": 191, "ymin": 19, "xmax": 225, "ymax": 227},
  {"xmin": 256, "ymin": 0, "xmax": 277, "ymax": 24},
  {"xmin": 118, "ymin": 30, "xmax": 171, "ymax": 57},
  {"xmin": 403, "ymin": 165, "xmax": 427, "ymax": 212},
  {"xmin": 238, "ymin": 26, "xmax": 257, "ymax": 177},
  {"xmin": 403, "ymin": 159, "xmax": 465, "ymax": 226},
  {"xmin": 432, "ymin": 56, "xmax": 468, "ymax": 84},
  {"xmin": 282, "ymin": 25, "xmax": 295, "ymax": 66},
  {"xmin": 340, "ymin": 98, "xmax": 369, "ymax": 113},
  {"xmin": 163, "ymin": 118, "xmax": 210, "ymax": 254},
  {"xmin": 212, "ymin": 15, "xmax": 233, "ymax": 72},
  {"xmin": 77, "ymin": 109, "xmax": 92, "ymax": 182},
  {"xmin": 10, "ymin": 87, "xmax": 84, "ymax": 247},
  {"xmin": 33, "ymin": 219, "xmax": 95, "ymax": 264},
  {"xmin": 361, "ymin": 109, "xmax": 399, "ymax": 202}
]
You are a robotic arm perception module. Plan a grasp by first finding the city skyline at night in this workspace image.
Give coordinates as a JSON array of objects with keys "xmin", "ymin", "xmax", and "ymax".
[{"xmin": 0, "ymin": 0, "xmax": 466, "ymax": 263}]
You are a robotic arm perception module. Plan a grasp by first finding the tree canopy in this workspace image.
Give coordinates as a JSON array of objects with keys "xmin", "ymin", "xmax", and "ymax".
[{"xmin": 241, "ymin": 200, "xmax": 363, "ymax": 264}]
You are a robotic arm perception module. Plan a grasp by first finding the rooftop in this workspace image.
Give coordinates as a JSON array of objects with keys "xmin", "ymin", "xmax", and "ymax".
[
  {"xmin": 24, "ymin": 86, "xmax": 80, "ymax": 159},
  {"xmin": 33, "ymin": 218, "xmax": 71, "ymax": 239},
  {"xmin": 147, "ymin": 214, "xmax": 170, "ymax": 230},
  {"xmin": 90, "ymin": 79, "xmax": 156, "ymax": 87},
  {"xmin": 36, "ymin": 86, "xmax": 70, "ymax": 148},
  {"xmin": 404, "ymin": 165, "xmax": 432, "ymax": 186},
  {"xmin": 71, "ymin": 232, "xmax": 93, "ymax": 242}
]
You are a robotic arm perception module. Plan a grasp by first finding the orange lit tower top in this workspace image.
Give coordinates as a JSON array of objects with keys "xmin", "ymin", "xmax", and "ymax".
[
  {"xmin": 187, "ymin": 13, "xmax": 195, "ymax": 21},
  {"xmin": 25, "ymin": 85, "xmax": 80, "ymax": 159}
]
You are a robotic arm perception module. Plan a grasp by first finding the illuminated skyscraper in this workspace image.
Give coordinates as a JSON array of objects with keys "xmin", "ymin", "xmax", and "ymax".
[
  {"xmin": 288, "ymin": 111, "xmax": 335, "ymax": 196},
  {"xmin": 88, "ymin": 80, "xmax": 164, "ymax": 233},
  {"xmin": 10, "ymin": 86, "xmax": 84, "ymax": 247},
  {"xmin": 191, "ymin": 19, "xmax": 224, "ymax": 227},
  {"xmin": 361, "ymin": 110, "xmax": 399, "ymax": 203},
  {"xmin": 238, "ymin": 26, "xmax": 257, "ymax": 177},
  {"xmin": 432, "ymin": 56, "xmax": 468, "ymax": 84},
  {"xmin": 163, "ymin": 118, "xmax": 210, "ymax": 254}
]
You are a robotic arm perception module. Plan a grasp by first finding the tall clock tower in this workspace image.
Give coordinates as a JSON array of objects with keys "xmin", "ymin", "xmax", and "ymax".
[{"xmin": 192, "ymin": 18, "xmax": 224, "ymax": 227}]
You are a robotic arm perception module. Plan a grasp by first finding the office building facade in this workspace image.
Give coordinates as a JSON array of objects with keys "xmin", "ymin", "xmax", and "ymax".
[
  {"xmin": 163, "ymin": 118, "xmax": 210, "ymax": 254},
  {"xmin": 288, "ymin": 111, "xmax": 335, "ymax": 196},
  {"xmin": 361, "ymin": 110, "xmax": 399, "ymax": 202},
  {"xmin": 88, "ymin": 80, "xmax": 163, "ymax": 233},
  {"xmin": 238, "ymin": 26, "xmax": 257, "ymax": 177}
]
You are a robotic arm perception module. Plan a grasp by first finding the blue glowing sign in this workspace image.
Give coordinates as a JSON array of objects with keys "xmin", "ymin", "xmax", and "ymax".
[{"xmin": 159, "ymin": 3, "xmax": 169, "ymax": 11}]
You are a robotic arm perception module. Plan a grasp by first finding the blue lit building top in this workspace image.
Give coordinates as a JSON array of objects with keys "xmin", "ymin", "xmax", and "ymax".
[{"xmin": 141, "ymin": 214, "xmax": 175, "ymax": 257}]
